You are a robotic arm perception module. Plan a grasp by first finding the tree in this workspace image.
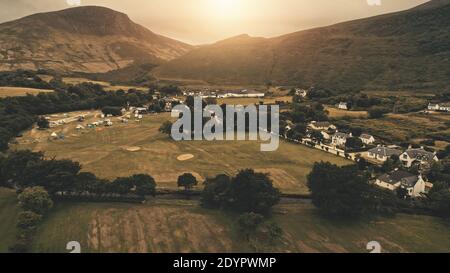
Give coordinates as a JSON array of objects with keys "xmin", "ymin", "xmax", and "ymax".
[
  {"xmin": 368, "ymin": 107, "xmax": 388, "ymax": 119},
  {"xmin": 266, "ymin": 222, "xmax": 283, "ymax": 243},
  {"xmin": 310, "ymin": 131, "xmax": 324, "ymax": 144},
  {"xmin": 16, "ymin": 211, "xmax": 42, "ymax": 230},
  {"xmin": 237, "ymin": 212, "xmax": 264, "ymax": 242},
  {"xmin": 111, "ymin": 177, "xmax": 134, "ymax": 195},
  {"xmin": 307, "ymin": 162, "xmax": 398, "ymax": 219},
  {"xmin": 357, "ymin": 157, "xmax": 369, "ymax": 170},
  {"xmin": 429, "ymin": 181, "xmax": 450, "ymax": 218},
  {"xmin": 131, "ymin": 174, "xmax": 156, "ymax": 196},
  {"xmin": 346, "ymin": 137, "xmax": 364, "ymax": 150},
  {"xmin": 36, "ymin": 116, "xmax": 49, "ymax": 129},
  {"xmin": 17, "ymin": 187, "xmax": 53, "ymax": 214},
  {"xmin": 159, "ymin": 121, "xmax": 173, "ymax": 136},
  {"xmin": 226, "ymin": 169, "xmax": 280, "ymax": 214},
  {"xmin": 177, "ymin": 173, "xmax": 198, "ymax": 191},
  {"xmin": 201, "ymin": 174, "xmax": 231, "ymax": 209},
  {"xmin": 101, "ymin": 106, "xmax": 123, "ymax": 116}
]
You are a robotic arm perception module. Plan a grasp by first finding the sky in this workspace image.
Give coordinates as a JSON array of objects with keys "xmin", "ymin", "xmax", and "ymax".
[{"xmin": 0, "ymin": 0, "xmax": 429, "ymax": 44}]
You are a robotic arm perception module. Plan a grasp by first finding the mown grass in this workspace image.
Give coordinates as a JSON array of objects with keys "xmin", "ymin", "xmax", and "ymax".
[{"xmin": 14, "ymin": 113, "xmax": 350, "ymax": 194}]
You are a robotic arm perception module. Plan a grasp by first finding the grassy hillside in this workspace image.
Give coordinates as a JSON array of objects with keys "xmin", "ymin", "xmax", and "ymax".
[
  {"xmin": 29, "ymin": 200, "xmax": 450, "ymax": 253},
  {"xmin": 0, "ymin": 188, "xmax": 19, "ymax": 253},
  {"xmin": 0, "ymin": 6, "xmax": 192, "ymax": 73},
  {"xmin": 155, "ymin": 0, "xmax": 450, "ymax": 92}
]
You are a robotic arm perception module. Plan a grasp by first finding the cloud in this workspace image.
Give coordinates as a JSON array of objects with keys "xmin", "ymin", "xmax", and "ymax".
[{"xmin": 66, "ymin": 0, "xmax": 81, "ymax": 7}]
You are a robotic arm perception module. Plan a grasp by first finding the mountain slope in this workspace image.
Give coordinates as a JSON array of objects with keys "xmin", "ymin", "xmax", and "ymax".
[
  {"xmin": 0, "ymin": 6, "xmax": 192, "ymax": 73},
  {"xmin": 155, "ymin": 0, "xmax": 450, "ymax": 91}
]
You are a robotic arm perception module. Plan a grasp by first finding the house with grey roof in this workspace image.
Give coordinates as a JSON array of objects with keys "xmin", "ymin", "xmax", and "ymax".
[
  {"xmin": 375, "ymin": 170, "xmax": 426, "ymax": 198},
  {"xmin": 332, "ymin": 132, "xmax": 352, "ymax": 146},
  {"xmin": 367, "ymin": 146, "xmax": 402, "ymax": 162},
  {"xmin": 400, "ymin": 148, "xmax": 439, "ymax": 168},
  {"xmin": 360, "ymin": 134, "xmax": 375, "ymax": 145}
]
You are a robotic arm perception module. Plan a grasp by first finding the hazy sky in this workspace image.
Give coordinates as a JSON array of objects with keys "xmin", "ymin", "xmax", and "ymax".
[{"xmin": 0, "ymin": 0, "xmax": 429, "ymax": 44}]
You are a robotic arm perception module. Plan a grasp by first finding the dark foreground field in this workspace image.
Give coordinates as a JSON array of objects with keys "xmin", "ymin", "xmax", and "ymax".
[{"xmin": 1, "ymin": 188, "xmax": 449, "ymax": 253}]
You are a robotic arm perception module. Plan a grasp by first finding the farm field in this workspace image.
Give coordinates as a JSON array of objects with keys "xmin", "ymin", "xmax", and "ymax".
[
  {"xmin": 337, "ymin": 111, "xmax": 450, "ymax": 145},
  {"xmin": 3, "ymin": 197, "xmax": 443, "ymax": 253},
  {"xmin": 325, "ymin": 106, "xmax": 368, "ymax": 119},
  {"xmin": 0, "ymin": 87, "xmax": 53, "ymax": 98},
  {"xmin": 12, "ymin": 113, "xmax": 349, "ymax": 194},
  {"xmin": 62, "ymin": 77, "xmax": 148, "ymax": 91}
]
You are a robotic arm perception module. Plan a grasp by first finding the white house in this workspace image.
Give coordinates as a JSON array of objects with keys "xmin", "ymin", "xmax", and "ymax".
[
  {"xmin": 428, "ymin": 103, "xmax": 450, "ymax": 112},
  {"xmin": 367, "ymin": 146, "xmax": 402, "ymax": 162},
  {"xmin": 360, "ymin": 134, "xmax": 375, "ymax": 145},
  {"xmin": 400, "ymin": 148, "xmax": 439, "ymax": 168},
  {"xmin": 308, "ymin": 121, "xmax": 337, "ymax": 131},
  {"xmin": 295, "ymin": 89, "xmax": 308, "ymax": 97},
  {"xmin": 332, "ymin": 132, "xmax": 352, "ymax": 146},
  {"xmin": 337, "ymin": 102, "xmax": 349, "ymax": 110},
  {"xmin": 375, "ymin": 170, "xmax": 426, "ymax": 198}
]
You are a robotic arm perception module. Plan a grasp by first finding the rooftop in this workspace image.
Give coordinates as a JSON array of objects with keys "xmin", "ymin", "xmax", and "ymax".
[{"xmin": 378, "ymin": 170, "xmax": 418, "ymax": 186}]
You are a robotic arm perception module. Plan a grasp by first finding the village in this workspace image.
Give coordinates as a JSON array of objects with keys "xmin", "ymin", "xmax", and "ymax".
[
  {"xmin": 279, "ymin": 88, "xmax": 448, "ymax": 199},
  {"xmin": 20, "ymin": 85, "xmax": 447, "ymax": 202}
]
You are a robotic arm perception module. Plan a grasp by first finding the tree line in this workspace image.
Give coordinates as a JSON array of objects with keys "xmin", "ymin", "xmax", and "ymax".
[{"xmin": 0, "ymin": 80, "xmax": 153, "ymax": 151}]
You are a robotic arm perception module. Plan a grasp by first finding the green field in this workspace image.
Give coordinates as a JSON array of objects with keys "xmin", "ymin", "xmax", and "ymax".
[
  {"xmin": 0, "ymin": 188, "xmax": 19, "ymax": 252},
  {"xmin": 14, "ymin": 113, "xmax": 349, "ymax": 194},
  {"xmin": 8, "ymin": 197, "xmax": 446, "ymax": 253}
]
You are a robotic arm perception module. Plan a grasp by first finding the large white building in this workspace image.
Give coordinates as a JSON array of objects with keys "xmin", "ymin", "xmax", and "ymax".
[{"xmin": 400, "ymin": 148, "xmax": 439, "ymax": 168}]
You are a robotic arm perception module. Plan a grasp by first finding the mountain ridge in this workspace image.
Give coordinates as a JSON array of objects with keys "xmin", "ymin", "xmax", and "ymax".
[
  {"xmin": 155, "ymin": 0, "xmax": 450, "ymax": 91},
  {"xmin": 0, "ymin": 6, "xmax": 192, "ymax": 73}
]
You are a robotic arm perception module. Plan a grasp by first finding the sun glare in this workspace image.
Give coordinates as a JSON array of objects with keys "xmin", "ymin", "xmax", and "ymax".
[{"xmin": 210, "ymin": 0, "xmax": 241, "ymax": 20}]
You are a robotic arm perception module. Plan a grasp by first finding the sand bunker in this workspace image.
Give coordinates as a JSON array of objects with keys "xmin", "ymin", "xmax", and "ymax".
[
  {"xmin": 177, "ymin": 154, "xmax": 194, "ymax": 161},
  {"xmin": 126, "ymin": 147, "xmax": 141, "ymax": 152}
]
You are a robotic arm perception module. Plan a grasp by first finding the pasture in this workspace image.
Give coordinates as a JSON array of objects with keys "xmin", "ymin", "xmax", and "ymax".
[
  {"xmin": 62, "ymin": 77, "xmax": 148, "ymax": 91},
  {"xmin": 337, "ymin": 111, "xmax": 450, "ymax": 145},
  {"xmin": 13, "ymin": 113, "xmax": 349, "ymax": 194},
  {"xmin": 325, "ymin": 106, "xmax": 368, "ymax": 119},
  {"xmin": 23, "ymin": 199, "xmax": 450, "ymax": 253},
  {"xmin": 0, "ymin": 87, "xmax": 53, "ymax": 98}
]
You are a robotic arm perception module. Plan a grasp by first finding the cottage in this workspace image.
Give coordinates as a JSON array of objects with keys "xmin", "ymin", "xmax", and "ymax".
[
  {"xmin": 427, "ymin": 103, "xmax": 450, "ymax": 112},
  {"xmin": 375, "ymin": 170, "xmax": 426, "ymax": 198},
  {"xmin": 308, "ymin": 121, "xmax": 336, "ymax": 131},
  {"xmin": 400, "ymin": 148, "xmax": 439, "ymax": 168},
  {"xmin": 367, "ymin": 146, "xmax": 402, "ymax": 162},
  {"xmin": 337, "ymin": 102, "xmax": 349, "ymax": 110},
  {"xmin": 135, "ymin": 107, "xmax": 148, "ymax": 115},
  {"xmin": 332, "ymin": 132, "xmax": 352, "ymax": 146},
  {"xmin": 360, "ymin": 134, "xmax": 375, "ymax": 145}
]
